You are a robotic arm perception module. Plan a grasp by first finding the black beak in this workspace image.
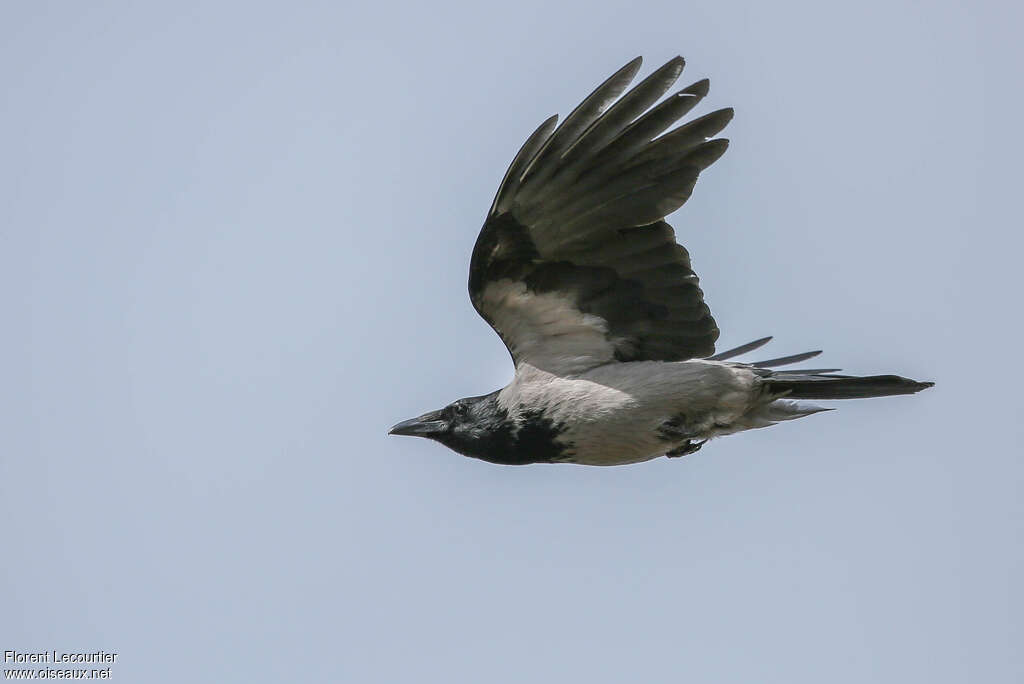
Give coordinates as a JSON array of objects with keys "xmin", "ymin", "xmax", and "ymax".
[{"xmin": 388, "ymin": 410, "xmax": 448, "ymax": 438}]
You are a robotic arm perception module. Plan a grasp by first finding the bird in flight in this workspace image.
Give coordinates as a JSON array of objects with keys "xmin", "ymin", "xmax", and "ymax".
[{"xmin": 389, "ymin": 56, "xmax": 933, "ymax": 466}]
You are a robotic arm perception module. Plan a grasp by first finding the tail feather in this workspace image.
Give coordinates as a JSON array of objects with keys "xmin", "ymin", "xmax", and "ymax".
[
  {"xmin": 771, "ymin": 368, "xmax": 842, "ymax": 375},
  {"xmin": 765, "ymin": 374, "xmax": 934, "ymax": 400},
  {"xmin": 713, "ymin": 337, "xmax": 934, "ymax": 400}
]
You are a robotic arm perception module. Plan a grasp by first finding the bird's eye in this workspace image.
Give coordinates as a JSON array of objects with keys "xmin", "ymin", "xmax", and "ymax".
[{"xmin": 453, "ymin": 403, "xmax": 467, "ymax": 417}]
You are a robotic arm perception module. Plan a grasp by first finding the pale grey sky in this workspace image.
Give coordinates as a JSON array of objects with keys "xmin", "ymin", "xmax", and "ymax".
[{"xmin": 2, "ymin": 1, "xmax": 1021, "ymax": 682}]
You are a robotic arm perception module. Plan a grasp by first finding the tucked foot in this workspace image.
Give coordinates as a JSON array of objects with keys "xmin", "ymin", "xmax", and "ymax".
[{"xmin": 666, "ymin": 439, "xmax": 707, "ymax": 458}]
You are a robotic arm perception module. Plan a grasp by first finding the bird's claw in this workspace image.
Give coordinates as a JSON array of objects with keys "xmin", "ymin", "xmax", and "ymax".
[{"xmin": 666, "ymin": 439, "xmax": 707, "ymax": 458}]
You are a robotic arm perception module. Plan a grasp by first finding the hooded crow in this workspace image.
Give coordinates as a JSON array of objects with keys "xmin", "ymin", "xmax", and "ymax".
[{"xmin": 389, "ymin": 56, "xmax": 933, "ymax": 466}]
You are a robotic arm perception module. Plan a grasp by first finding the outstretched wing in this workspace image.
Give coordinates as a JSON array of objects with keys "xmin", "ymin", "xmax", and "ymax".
[{"xmin": 468, "ymin": 56, "xmax": 731, "ymax": 375}]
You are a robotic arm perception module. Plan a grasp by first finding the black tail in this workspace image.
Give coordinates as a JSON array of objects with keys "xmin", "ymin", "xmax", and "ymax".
[
  {"xmin": 713, "ymin": 337, "xmax": 935, "ymax": 399},
  {"xmin": 764, "ymin": 374, "xmax": 935, "ymax": 400}
]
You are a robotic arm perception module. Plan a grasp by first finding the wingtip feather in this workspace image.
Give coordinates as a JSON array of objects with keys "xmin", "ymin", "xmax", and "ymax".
[
  {"xmin": 682, "ymin": 78, "xmax": 710, "ymax": 97},
  {"xmin": 707, "ymin": 336, "xmax": 773, "ymax": 360}
]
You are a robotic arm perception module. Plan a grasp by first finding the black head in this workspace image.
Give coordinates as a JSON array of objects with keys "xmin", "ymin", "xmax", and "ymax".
[
  {"xmin": 389, "ymin": 393, "xmax": 505, "ymax": 459},
  {"xmin": 388, "ymin": 392, "xmax": 565, "ymax": 465}
]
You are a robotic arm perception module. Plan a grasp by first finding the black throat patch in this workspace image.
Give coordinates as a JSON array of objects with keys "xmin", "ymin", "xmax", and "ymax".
[{"xmin": 433, "ymin": 394, "xmax": 570, "ymax": 466}]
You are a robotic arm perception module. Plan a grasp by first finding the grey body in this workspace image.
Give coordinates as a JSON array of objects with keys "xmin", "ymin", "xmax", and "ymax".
[
  {"xmin": 388, "ymin": 56, "xmax": 933, "ymax": 466},
  {"xmin": 500, "ymin": 361, "xmax": 766, "ymax": 466}
]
